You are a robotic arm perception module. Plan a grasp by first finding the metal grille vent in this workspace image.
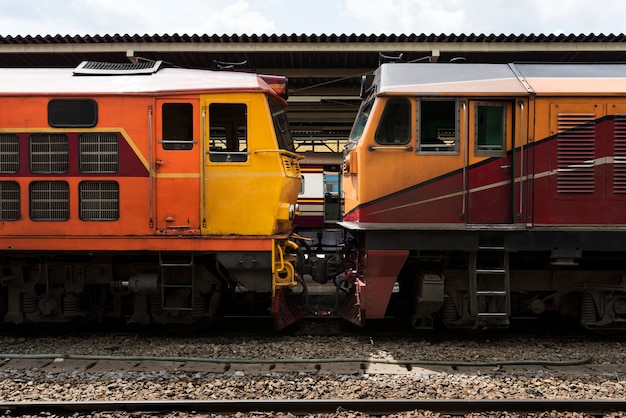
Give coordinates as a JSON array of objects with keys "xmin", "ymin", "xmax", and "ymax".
[
  {"xmin": 0, "ymin": 181, "xmax": 20, "ymax": 221},
  {"xmin": 74, "ymin": 60, "xmax": 165, "ymax": 75},
  {"xmin": 613, "ymin": 115, "xmax": 626, "ymax": 194},
  {"xmin": 30, "ymin": 181, "xmax": 69, "ymax": 221},
  {"xmin": 556, "ymin": 113, "xmax": 597, "ymax": 133},
  {"xmin": 79, "ymin": 133, "xmax": 119, "ymax": 173},
  {"xmin": 556, "ymin": 121, "xmax": 596, "ymax": 194},
  {"xmin": 282, "ymin": 155, "xmax": 301, "ymax": 178},
  {"xmin": 80, "ymin": 181, "xmax": 119, "ymax": 221},
  {"xmin": 29, "ymin": 134, "xmax": 69, "ymax": 174},
  {"xmin": 0, "ymin": 134, "xmax": 19, "ymax": 173}
]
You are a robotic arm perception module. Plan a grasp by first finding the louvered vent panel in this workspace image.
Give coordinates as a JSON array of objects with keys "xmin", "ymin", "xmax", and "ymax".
[
  {"xmin": 79, "ymin": 181, "xmax": 119, "ymax": 221},
  {"xmin": 0, "ymin": 181, "xmax": 20, "ymax": 221},
  {"xmin": 556, "ymin": 120, "xmax": 596, "ymax": 194},
  {"xmin": 74, "ymin": 60, "xmax": 165, "ymax": 75},
  {"xmin": 282, "ymin": 155, "xmax": 301, "ymax": 177},
  {"xmin": 29, "ymin": 134, "xmax": 69, "ymax": 174},
  {"xmin": 613, "ymin": 116, "xmax": 626, "ymax": 193},
  {"xmin": 557, "ymin": 113, "xmax": 597, "ymax": 133},
  {"xmin": 29, "ymin": 181, "xmax": 69, "ymax": 221},
  {"xmin": 79, "ymin": 133, "xmax": 118, "ymax": 173},
  {"xmin": 0, "ymin": 134, "xmax": 19, "ymax": 174}
]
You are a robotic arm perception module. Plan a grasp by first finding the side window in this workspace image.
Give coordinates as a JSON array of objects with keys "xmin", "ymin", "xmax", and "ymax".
[
  {"xmin": 475, "ymin": 103, "xmax": 506, "ymax": 156},
  {"xmin": 161, "ymin": 103, "xmax": 194, "ymax": 150},
  {"xmin": 48, "ymin": 98, "xmax": 98, "ymax": 128},
  {"xmin": 418, "ymin": 100, "xmax": 458, "ymax": 153},
  {"xmin": 375, "ymin": 97, "xmax": 411, "ymax": 145},
  {"xmin": 208, "ymin": 103, "xmax": 248, "ymax": 162}
]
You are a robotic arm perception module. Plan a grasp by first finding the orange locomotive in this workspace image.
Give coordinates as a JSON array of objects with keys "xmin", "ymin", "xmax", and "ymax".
[
  {"xmin": 0, "ymin": 61, "xmax": 302, "ymax": 329},
  {"xmin": 339, "ymin": 62, "xmax": 626, "ymax": 332}
]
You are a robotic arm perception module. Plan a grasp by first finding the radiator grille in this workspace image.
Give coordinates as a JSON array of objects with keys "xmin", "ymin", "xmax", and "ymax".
[
  {"xmin": 29, "ymin": 134, "xmax": 69, "ymax": 173},
  {"xmin": 29, "ymin": 181, "xmax": 69, "ymax": 221},
  {"xmin": 556, "ymin": 122, "xmax": 596, "ymax": 194},
  {"xmin": 0, "ymin": 181, "xmax": 20, "ymax": 221},
  {"xmin": 79, "ymin": 181, "xmax": 119, "ymax": 221},
  {"xmin": 556, "ymin": 113, "xmax": 597, "ymax": 133},
  {"xmin": 79, "ymin": 133, "xmax": 118, "ymax": 173},
  {"xmin": 282, "ymin": 155, "xmax": 301, "ymax": 178},
  {"xmin": 74, "ymin": 60, "xmax": 165, "ymax": 75},
  {"xmin": 0, "ymin": 134, "xmax": 19, "ymax": 174},
  {"xmin": 613, "ymin": 116, "xmax": 626, "ymax": 194}
]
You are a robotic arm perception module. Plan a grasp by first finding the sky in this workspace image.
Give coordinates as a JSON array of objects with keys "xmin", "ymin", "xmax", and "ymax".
[{"xmin": 1, "ymin": 0, "xmax": 626, "ymax": 37}]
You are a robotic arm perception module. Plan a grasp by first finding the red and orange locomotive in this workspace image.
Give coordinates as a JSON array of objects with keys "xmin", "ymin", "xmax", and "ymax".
[
  {"xmin": 339, "ymin": 62, "xmax": 626, "ymax": 331},
  {"xmin": 0, "ymin": 61, "xmax": 302, "ymax": 329}
]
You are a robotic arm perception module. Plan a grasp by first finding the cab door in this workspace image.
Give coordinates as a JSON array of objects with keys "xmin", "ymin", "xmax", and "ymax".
[
  {"xmin": 466, "ymin": 100, "xmax": 515, "ymax": 224},
  {"xmin": 154, "ymin": 99, "xmax": 201, "ymax": 233}
]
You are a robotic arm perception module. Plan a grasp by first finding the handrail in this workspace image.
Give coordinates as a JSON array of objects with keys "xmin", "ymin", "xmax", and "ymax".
[
  {"xmin": 207, "ymin": 150, "xmax": 250, "ymax": 155},
  {"xmin": 254, "ymin": 149, "xmax": 305, "ymax": 159},
  {"xmin": 518, "ymin": 101, "xmax": 525, "ymax": 218},
  {"xmin": 159, "ymin": 139, "xmax": 198, "ymax": 144},
  {"xmin": 148, "ymin": 105, "xmax": 154, "ymax": 228},
  {"xmin": 368, "ymin": 145, "xmax": 413, "ymax": 151},
  {"xmin": 201, "ymin": 105, "xmax": 207, "ymax": 228},
  {"xmin": 461, "ymin": 101, "xmax": 468, "ymax": 219}
]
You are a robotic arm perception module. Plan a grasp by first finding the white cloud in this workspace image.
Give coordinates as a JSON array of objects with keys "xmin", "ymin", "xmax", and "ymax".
[
  {"xmin": 201, "ymin": 1, "xmax": 277, "ymax": 35},
  {"xmin": 1, "ymin": 0, "xmax": 626, "ymax": 37},
  {"xmin": 343, "ymin": 0, "xmax": 470, "ymax": 35}
]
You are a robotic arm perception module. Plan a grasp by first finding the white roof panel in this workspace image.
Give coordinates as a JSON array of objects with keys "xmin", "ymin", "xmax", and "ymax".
[{"xmin": 0, "ymin": 66, "xmax": 265, "ymax": 95}]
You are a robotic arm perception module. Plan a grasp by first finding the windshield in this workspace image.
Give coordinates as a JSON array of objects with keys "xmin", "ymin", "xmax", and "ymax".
[
  {"xmin": 269, "ymin": 100, "xmax": 295, "ymax": 152},
  {"xmin": 348, "ymin": 99, "xmax": 374, "ymax": 143}
]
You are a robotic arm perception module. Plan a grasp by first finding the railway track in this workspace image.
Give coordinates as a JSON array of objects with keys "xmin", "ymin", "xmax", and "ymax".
[{"xmin": 1, "ymin": 399, "xmax": 625, "ymax": 416}]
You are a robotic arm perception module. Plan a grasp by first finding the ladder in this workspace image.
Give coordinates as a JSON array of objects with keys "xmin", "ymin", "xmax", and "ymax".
[
  {"xmin": 469, "ymin": 244, "xmax": 511, "ymax": 320},
  {"xmin": 159, "ymin": 252, "xmax": 195, "ymax": 311}
]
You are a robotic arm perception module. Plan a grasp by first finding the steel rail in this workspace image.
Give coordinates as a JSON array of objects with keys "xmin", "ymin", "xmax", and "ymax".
[{"xmin": 0, "ymin": 399, "xmax": 625, "ymax": 416}]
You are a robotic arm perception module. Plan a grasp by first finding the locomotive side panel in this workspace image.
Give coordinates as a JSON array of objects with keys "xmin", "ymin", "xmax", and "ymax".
[
  {"xmin": 0, "ymin": 95, "xmax": 155, "ymax": 238},
  {"xmin": 532, "ymin": 98, "xmax": 626, "ymax": 225}
]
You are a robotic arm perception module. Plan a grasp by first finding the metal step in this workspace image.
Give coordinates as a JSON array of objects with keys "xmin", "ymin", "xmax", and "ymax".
[{"xmin": 469, "ymin": 246, "xmax": 511, "ymax": 319}]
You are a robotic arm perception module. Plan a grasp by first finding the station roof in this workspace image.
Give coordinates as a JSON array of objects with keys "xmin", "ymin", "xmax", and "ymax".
[{"xmin": 2, "ymin": 32, "xmax": 626, "ymax": 151}]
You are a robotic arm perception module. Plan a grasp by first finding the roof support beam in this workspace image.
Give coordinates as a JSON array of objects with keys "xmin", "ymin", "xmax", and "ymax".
[{"xmin": 2, "ymin": 41, "xmax": 626, "ymax": 55}]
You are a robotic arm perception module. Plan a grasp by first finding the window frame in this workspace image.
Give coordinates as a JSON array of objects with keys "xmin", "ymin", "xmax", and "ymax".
[
  {"xmin": 374, "ymin": 97, "xmax": 412, "ymax": 145},
  {"xmin": 48, "ymin": 98, "xmax": 98, "ymax": 128},
  {"xmin": 416, "ymin": 98, "xmax": 460, "ymax": 154},
  {"xmin": 473, "ymin": 101, "xmax": 507, "ymax": 157}
]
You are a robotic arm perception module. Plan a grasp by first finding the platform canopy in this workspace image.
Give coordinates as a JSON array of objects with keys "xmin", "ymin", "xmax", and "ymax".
[{"xmin": 2, "ymin": 32, "xmax": 626, "ymax": 152}]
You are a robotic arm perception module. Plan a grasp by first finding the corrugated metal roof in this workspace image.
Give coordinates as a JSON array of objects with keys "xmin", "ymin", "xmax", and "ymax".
[{"xmin": 2, "ymin": 33, "xmax": 626, "ymax": 150}]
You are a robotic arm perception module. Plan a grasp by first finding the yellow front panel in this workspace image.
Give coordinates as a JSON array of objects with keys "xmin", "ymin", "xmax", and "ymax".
[{"xmin": 201, "ymin": 93, "xmax": 300, "ymax": 236}]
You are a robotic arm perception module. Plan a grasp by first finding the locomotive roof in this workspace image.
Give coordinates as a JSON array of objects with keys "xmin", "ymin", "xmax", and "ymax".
[
  {"xmin": 0, "ymin": 65, "xmax": 272, "ymax": 95},
  {"xmin": 376, "ymin": 62, "xmax": 626, "ymax": 95}
]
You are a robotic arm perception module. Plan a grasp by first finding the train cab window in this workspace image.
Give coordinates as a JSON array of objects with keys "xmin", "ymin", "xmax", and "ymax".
[
  {"xmin": 418, "ymin": 100, "xmax": 458, "ymax": 153},
  {"xmin": 48, "ymin": 98, "xmax": 97, "ymax": 128},
  {"xmin": 375, "ymin": 97, "xmax": 411, "ymax": 145},
  {"xmin": 161, "ymin": 103, "xmax": 194, "ymax": 150},
  {"xmin": 349, "ymin": 100, "xmax": 373, "ymax": 143},
  {"xmin": 475, "ymin": 103, "xmax": 506, "ymax": 155},
  {"xmin": 270, "ymin": 101, "xmax": 295, "ymax": 152},
  {"xmin": 209, "ymin": 103, "xmax": 248, "ymax": 162}
]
